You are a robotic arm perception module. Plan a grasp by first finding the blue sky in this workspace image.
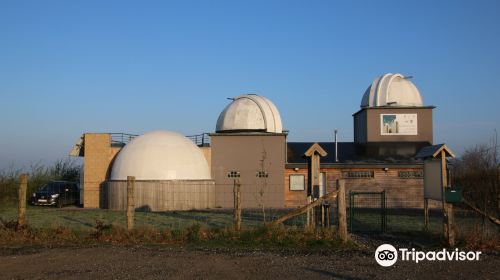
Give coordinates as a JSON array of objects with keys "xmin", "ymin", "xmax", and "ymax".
[{"xmin": 1, "ymin": 0, "xmax": 499, "ymax": 170}]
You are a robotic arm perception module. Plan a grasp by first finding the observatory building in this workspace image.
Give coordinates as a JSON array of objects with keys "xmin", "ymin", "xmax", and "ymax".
[
  {"xmin": 105, "ymin": 131, "xmax": 214, "ymax": 211},
  {"xmin": 71, "ymin": 131, "xmax": 214, "ymax": 210},
  {"xmin": 71, "ymin": 73, "xmax": 435, "ymax": 210},
  {"xmin": 285, "ymin": 73, "xmax": 434, "ymax": 208},
  {"xmin": 211, "ymin": 94, "xmax": 286, "ymax": 208}
]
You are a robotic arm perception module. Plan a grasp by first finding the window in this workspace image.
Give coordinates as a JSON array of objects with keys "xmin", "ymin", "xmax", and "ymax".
[
  {"xmin": 289, "ymin": 174, "xmax": 305, "ymax": 191},
  {"xmin": 227, "ymin": 171, "xmax": 240, "ymax": 178},
  {"xmin": 256, "ymin": 171, "xmax": 269, "ymax": 178},
  {"xmin": 342, "ymin": 171, "xmax": 374, "ymax": 178},
  {"xmin": 319, "ymin": 172, "xmax": 327, "ymax": 197},
  {"xmin": 398, "ymin": 171, "xmax": 423, "ymax": 178}
]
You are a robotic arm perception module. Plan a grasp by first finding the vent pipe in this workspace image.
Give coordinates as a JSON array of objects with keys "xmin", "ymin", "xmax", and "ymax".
[{"xmin": 334, "ymin": 129, "xmax": 339, "ymax": 162}]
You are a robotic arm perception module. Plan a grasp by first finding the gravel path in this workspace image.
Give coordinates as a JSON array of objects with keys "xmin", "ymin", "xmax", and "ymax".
[{"xmin": 1, "ymin": 246, "xmax": 499, "ymax": 280}]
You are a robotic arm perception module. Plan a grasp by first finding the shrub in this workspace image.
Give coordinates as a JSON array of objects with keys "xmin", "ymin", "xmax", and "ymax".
[{"xmin": 0, "ymin": 158, "xmax": 81, "ymax": 206}]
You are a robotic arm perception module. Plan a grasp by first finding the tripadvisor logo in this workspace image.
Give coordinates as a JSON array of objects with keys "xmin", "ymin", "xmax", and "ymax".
[
  {"xmin": 375, "ymin": 244, "xmax": 482, "ymax": 267},
  {"xmin": 375, "ymin": 244, "xmax": 398, "ymax": 267}
]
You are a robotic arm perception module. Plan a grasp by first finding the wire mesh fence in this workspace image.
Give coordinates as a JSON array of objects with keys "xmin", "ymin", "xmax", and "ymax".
[
  {"xmin": 1, "ymin": 181, "xmax": 498, "ymax": 245},
  {"xmin": 453, "ymin": 203, "xmax": 499, "ymax": 241},
  {"xmin": 348, "ymin": 191, "xmax": 386, "ymax": 233}
]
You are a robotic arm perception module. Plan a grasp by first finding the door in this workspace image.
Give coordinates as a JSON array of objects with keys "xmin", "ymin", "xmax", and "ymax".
[{"xmin": 319, "ymin": 172, "xmax": 326, "ymax": 197}]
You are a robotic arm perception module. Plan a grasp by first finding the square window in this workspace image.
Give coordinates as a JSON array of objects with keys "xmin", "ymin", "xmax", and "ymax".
[{"xmin": 289, "ymin": 174, "xmax": 305, "ymax": 191}]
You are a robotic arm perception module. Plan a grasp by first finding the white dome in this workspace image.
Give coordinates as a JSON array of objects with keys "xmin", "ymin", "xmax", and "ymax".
[
  {"xmin": 110, "ymin": 130, "xmax": 211, "ymax": 180},
  {"xmin": 361, "ymin": 73, "xmax": 423, "ymax": 108},
  {"xmin": 216, "ymin": 94, "xmax": 283, "ymax": 133}
]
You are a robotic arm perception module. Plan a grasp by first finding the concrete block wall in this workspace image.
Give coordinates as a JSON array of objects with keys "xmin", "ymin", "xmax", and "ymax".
[{"xmin": 211, "ymin": 134, "xmax": 286, "ymax": 209}]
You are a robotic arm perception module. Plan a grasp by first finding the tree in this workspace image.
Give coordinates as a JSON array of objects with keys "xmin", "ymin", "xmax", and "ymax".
[
  {"xmin": 257, "ymin": 145, "xmax": 268, "ymax": 224},
  {"xmin": 452, "ymin": 140, "xmax": 499, "ymax": 217}
]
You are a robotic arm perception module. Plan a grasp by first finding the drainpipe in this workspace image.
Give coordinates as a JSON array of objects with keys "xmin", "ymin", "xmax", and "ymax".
[{"xmin": 334, "ymin": 129, "xmax": 339, "ymax": 163}]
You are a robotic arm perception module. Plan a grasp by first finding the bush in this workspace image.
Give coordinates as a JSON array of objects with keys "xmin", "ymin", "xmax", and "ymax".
[
  {"xmin": 0, "ymin": 158, "xmax": 81, "ymax": 206},
  {"xmin": 452, "ymin": 144, "xmax": 499, "ymax": 217}
]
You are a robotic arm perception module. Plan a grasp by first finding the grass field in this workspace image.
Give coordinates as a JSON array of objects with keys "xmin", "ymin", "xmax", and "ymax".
[
  {"xmin": 351, "ymin": 208, "xmax": 498, "ymax": 241},
  {"xmin": 0, "ymin": 204, "xmax": 355, "ymax": 250},
  {"xmin": 1, "ymin": 204, "xmax": 496, "ymax": 246},
  {"xmin": 0, "ymin": 205, "xmax": 273, "ymax": 231}
]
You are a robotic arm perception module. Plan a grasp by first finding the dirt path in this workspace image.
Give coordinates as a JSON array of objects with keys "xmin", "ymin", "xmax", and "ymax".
[{"xmin": 0, "ymin": 246, "xmax": 499, "ymax": 280}]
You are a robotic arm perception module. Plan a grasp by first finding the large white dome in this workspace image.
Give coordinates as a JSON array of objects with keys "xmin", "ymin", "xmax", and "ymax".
[
  {"xmin": 361, "ymin": 73, "xmax": 423, "ymax": 108},
  {"xmin": 216, "ymin": 94, "xmax": 283, "ymax": 133},
  {"xmin": 110, "ymin": 130, "xmax": 211, "ymax": 180}
]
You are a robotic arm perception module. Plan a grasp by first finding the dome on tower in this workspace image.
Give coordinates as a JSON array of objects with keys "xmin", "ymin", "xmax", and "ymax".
[
  {"xmin": 361, "ymin": 73, "xmax": 423, "ymax": 108},
  {"xmin": 110, "ymin": 130, "xmax": 211, "ymax": 181},
  {"xmin": 216, "ymin": 94, "xmax": 283, "ymax": 133}
]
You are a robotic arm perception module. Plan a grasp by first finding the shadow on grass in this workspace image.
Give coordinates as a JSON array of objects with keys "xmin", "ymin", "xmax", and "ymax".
[
  {"xmin": 61, "ymin": 216, "xmax": 94, "ymax": 228},
  {"xmin": 155, "ymin": 211, "xmax": 231, "ymax": 229},
  {"xmin": 304, "ymin": 268, "xmax": 365, "ymax": 280}
]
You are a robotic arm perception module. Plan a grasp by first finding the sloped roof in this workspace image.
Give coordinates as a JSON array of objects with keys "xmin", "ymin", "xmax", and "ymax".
[
  {"xmin": 415, "ymin": 144, "xmax": 455, "ymax": 159},
  {"xmin": 287, "ymin": 141, "xmax": 430, "ymax": 164}
]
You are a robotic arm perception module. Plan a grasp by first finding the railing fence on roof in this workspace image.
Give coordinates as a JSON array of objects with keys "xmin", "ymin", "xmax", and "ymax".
[
  {"xmin": 110, "ymin": 133, "xmax": 138, "ymax": 147},
  {"xmin": 186, "ymin": 133, "xmax": 210, "ymax": 147}
]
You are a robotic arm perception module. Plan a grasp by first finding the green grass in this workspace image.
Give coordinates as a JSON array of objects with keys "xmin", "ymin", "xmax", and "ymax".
[
  {"xmin": 2, "ymin": 205, "xmax": 495, "ymax": 245},
  {"xmin": 1, "ymin": 205, "xmax": 496, "ymax": 250},
  {"xmin": 0, "ymin": 206, "xmax": 354, "ymax": 250},
  {"xmin": 0, "ymin": 206, "xmax": 227, "ymax": 231},
  {"xmin": 350, "ymin": 209, "xmax": 498, "ymax": 240},
  {"xmin": 0, "ymin": 205, "xmax": 295, "ymax": 231}
]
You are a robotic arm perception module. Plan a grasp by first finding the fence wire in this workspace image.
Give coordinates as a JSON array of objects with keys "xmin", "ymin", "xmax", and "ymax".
[{"xmin": 1, "ymin": 185, "xmax": 498, "ymax": 243}]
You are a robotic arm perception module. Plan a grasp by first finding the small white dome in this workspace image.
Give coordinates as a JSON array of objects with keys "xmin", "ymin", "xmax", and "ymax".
[
  {"xmin": 110, "ymin": 130, "xmax": 211, "ymax": 180},
  {"xmin": 216, "ymin": 94, "xmax": 283, "ymax": 133},
  {"xmin": 361, "ymin": 73, "xmax": 423, "ymax": 108}
]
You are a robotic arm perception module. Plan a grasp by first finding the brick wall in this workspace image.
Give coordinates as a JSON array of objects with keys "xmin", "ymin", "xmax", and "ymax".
[{"xmin": 83, "ymin": 134, "xmax": 120, "ymax": 208}]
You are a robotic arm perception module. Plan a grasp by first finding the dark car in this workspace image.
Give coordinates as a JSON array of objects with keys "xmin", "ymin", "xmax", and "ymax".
[{"xmin": 31, "ymin": 181, "xmax": 80, "ymax": 208}]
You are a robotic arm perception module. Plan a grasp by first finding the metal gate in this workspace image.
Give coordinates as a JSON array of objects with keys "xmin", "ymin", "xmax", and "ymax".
[{"xmin": 349, "ymin": 191, "xmax": 386, "ymax": 233}]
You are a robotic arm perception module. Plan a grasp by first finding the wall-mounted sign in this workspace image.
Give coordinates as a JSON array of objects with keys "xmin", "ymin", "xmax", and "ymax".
[
  {"xmin": 423, "ymin": 159, "xmax": 443, "ymax": 200},
  {"xmin": 289, "ymin": 174, "xmax": 305, "ymax": 191},
  {"xmin": 380, "ymin": 114, "xmax": 418, "ymax": 135}
]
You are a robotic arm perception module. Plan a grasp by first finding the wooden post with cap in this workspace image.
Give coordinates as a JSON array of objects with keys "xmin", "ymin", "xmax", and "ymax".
[
  {"xmin": 304, "ymin": 143, "xmax": 327, "ymax": 228},
  {"xmin": 441, "ymin": 150, "xmax": 455, "ymax": 246},
  {"xmin": 416, "ymin": 144, "xmax": 456, "ymax": 246}
]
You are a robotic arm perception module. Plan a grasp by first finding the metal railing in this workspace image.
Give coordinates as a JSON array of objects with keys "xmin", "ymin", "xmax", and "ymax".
[
  {"xmin": 109, "ymin": 132, "xmax": 210, "ymax": 147},
  {"xmin": 186, "ymin": 133, "xmax": 210, "ymax": 147},
  {"xmin": 110, "ymin": 133, "xmax": 138, "ymax": 147}
]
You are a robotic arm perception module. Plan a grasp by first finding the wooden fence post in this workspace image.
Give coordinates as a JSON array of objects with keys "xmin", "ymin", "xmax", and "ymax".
[
  {"xmin": 18, "ymin": 174, "xmax": 28, "ymax": 227},
  {"xmin": 321, "ymin": 203, "xmax": 325, "ymax": 227},
  {"xmin": 441, "ymin": 150, "xmax": 455, "ymax": 246},
  {"xmin": 337, "ymin": 179, "xmax": 348, "ymax": 242},
  {"xmin": 233, "ymin": 179, "xmax": 241, "ymax": 231},
  {"xmin": 424, "ymin": 198, "xmax": 429, "ymax": 231},
  {"xmin": 306, "ymin": 197, "xmax": 311, "ymax": 228},
  {"xmin": 127, "ymin": 176, "xmax": 135, "ymax": 231}
]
